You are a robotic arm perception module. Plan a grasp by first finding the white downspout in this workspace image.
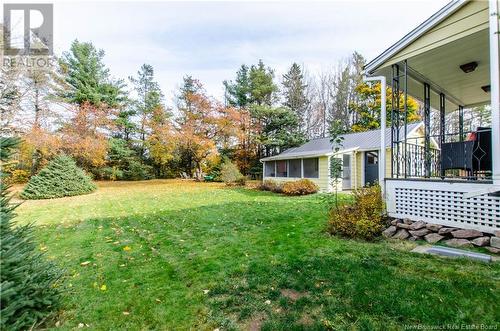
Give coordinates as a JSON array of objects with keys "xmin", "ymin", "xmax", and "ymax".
[
  {"xmin": 489, "ymin": 0, "xmax": 500, "ymax": 185},
  {"xmin": 363, "ymin": 75, "xmax": 387, "ymax": 197}
]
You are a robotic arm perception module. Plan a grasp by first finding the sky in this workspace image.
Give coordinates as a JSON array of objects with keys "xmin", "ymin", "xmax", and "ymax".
[{"xmin": 48, "ymin": 0, "xmax": 450, "ymax": 102}]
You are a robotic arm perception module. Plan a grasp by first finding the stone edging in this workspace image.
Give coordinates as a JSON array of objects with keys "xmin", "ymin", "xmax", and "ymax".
[{"xmin": 383, "ymin": 219, "xmax": 500, "ymax": 255}]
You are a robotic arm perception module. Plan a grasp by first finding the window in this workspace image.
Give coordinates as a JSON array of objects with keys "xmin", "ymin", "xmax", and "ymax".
[
  {"xmin": 276, "ymin": 160, "xmax": 287, "ymax": 177},
  {"xmin": 265, "ymin": 161, "xmax": 275, "ymax": 177},
  {"xmin": 288, "ymin": 159, "xmax": 301, "ymax": 177},
  {"xmin": 303, "ymin": 158, "xmax": 319, "ymax": 178},
  {"xmin": 366, "ymin": 151, "xmax": 378, "ymax": 165}
]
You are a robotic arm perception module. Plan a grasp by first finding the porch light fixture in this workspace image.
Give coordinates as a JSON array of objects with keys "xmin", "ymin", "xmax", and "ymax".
[
  {"xmin": 460, "ymin": 62, "xmax": 478, "ymax": 73},
  {"xmin": 481, "ymin": 85, "xmax": 491, "ymax": 93}
]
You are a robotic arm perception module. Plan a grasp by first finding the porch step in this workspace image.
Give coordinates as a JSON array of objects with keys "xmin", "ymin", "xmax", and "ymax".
[{"xmin": 411, "ymin": 245, "xmax": 494, "ymax": 263}]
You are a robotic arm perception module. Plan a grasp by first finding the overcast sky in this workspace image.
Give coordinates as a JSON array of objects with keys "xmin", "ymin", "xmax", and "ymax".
[{"xmin": 50, "ymin": 0, "xmax": 450, "ymax": 102}]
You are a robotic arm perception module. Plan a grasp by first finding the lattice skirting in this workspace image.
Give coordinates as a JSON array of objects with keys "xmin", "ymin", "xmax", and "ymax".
[{"xmin": 386, "ymin": 179, "xmax": 500, "ymax": 234}]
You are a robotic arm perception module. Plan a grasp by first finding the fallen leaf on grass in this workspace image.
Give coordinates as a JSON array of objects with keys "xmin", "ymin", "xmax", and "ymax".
[
  {"xmin": 122, "ymin": 311, "xmax": 130, "ymax": 315},
  {"xmin": 123, "ymin": 246, "xmax": 131, "ymax": 251},
  {"xmin": 80, "ymin": 261, "xmax": 91, "ymax": 266},
  {"xmin": 203, "ymin": 289, "xmax": 210, "ymax": 294},
  {"xmin": 100, "ymin": 284, "xmax": 107, "ymax": 291}
]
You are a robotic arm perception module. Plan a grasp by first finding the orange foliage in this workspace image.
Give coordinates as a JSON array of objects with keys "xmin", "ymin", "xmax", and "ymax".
[
  {"xmin": 147, "ymin": 105, "xmax": 175, "ymax": 169},
  {"xmin": 60, "ymin": 102, "xmax": 113, "ymax": 169}
]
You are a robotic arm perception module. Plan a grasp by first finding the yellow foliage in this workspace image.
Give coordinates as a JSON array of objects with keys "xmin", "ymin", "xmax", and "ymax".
[{"xmin": 327, "ymin": 185, "xmax": 385, "ymax": 240}]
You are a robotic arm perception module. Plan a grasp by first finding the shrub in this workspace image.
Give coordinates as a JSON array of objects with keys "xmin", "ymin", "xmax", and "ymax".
[
  {"xmin": 282, "ymin": 179, "xmax": 319, "ymax": 196},
  {"xmin": 100, "ymin": 166, "xmax": 124, "ymax": 181},
  {"xmin": 1, "ymin": 137, "xmax": 63, "ymax": 331},
  {"xmin": 20, "ymin": 155, "xmax": 97, "ymax": 200},
  {"xmin": 327, "ymin": 185, "xmax": 384, "ymax": 240},
  {"xmin": 123, "ymin": 159, "xmax": 154, "ymax": 181},
  {"xmin": 220, "ymin": 159, "xmax": 246, "ymax": 186},
  {"xmin": 258, "ymin": 180, "xmax": 283, "ymax": 193},
  {"xmin": 9, "ymin": 169, "xmax": 30, "ymax": 184}
]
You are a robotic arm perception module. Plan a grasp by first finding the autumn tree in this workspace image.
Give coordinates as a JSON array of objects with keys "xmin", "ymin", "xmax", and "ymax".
[
  {"xmin": 350, "ymin": 82, "xmax": 420, "ymax": 132},
  {"xmin": 60, "ymin": 102, "xmax": 112, "ymax": 173},
  {"xmin": 147, "ymin": 105, "xmax": 175, "ymax": 177},
  {"xmin": 175, "ymin": 77, "xmax": 217, "ymax": 178}
]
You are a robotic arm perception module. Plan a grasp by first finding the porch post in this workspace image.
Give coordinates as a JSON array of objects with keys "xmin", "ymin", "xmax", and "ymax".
[
  {"xmin": 424, "ymin": 83, "xmax": 431, "ymax": 178},
  {"xmin": 362, "ymin": 75, "xmax": 386, "ymax": 196},
  {"xmin": 439, "ymin": 93, "xmax": 446, "ymax": 177},
  {"xmin": 489, "ymin": 0, "xmax": 500, "ymax": 185},
  {"xmin": 458, "ymin": 105, "xmax": 464, "ymax": 142}
]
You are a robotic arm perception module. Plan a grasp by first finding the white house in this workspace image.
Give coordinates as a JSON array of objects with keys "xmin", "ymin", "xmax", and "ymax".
[{"xmin": 364, "ymin": 0, "xmax": 499, "ymax": 233}]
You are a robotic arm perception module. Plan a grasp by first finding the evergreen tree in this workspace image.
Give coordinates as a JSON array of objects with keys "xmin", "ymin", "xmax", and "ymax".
[
  {"xmin": 21, "ymin": 155, "xmax": 96, "ymax": 199},
  {"xmin": 115, "ymin": 108, "xmax": 137, "ymax": 142},
  {"xmin": 1, "ymin": 137, "xmax": 63, "ymax": 330},
  {"xmin": 248, "ymin": 60, "xmax": 278, "ymax": 106},
  {"xmin": 282, "ymin": 63, "xmax": 309, "ymax": 134},
  {"xmin": 129, "ymin": 64, "xmax": 164, "ymax": 159},
  {"xmin": 251, "ymin": 105, "xmax": 305, "ymax": 156},
  {"xmin": 223, "ymin": 65, "xmax": 251, "ymax": 107},
  {"xmin": 58, "ymin": 40, "xmax": 125, "ymax": 107}
]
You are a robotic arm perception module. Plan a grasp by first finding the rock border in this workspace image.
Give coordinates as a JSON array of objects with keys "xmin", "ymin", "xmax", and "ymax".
[{"xmin": 383, "ymin": 219, "xmax": 500, "ymax": 254}]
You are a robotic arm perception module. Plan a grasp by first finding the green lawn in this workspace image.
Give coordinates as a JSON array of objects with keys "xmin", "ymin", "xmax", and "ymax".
[{"xmin": 15, "ymin": 180, "xmax": 500, "ymax": 330}]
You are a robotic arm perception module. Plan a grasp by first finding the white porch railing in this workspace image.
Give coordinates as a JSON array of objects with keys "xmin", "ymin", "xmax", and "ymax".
[{"xmin": 385, "ymin": 179, "xmax": 500, "ymax": 234}]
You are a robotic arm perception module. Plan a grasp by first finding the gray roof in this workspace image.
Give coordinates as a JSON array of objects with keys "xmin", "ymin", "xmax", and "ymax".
[{"xmin": 261, "ymin": 122, "xmax": 422, "ymax": 161}]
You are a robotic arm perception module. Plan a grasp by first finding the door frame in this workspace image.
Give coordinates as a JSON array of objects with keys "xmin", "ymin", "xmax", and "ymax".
[
  {"xmin": 364, "ymin": 150, "xmax": 379, "ymax": 186},
  {"xmin": 342, "ymin": 153, "xmax": 352, "ymax": 190}
]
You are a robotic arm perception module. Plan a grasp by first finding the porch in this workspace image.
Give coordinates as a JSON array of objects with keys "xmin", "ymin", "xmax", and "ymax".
[{"xmin": 365, "ymin": 0, "xmax": 499, "ymax": 233}]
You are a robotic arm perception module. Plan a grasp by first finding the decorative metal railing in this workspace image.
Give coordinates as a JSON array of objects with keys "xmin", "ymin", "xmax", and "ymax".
[
  {"xmin": 391, "ymin": 127, "xmax": 492, "ymax": 181},
  {"xmin": 390, "ymin": 61, "xmax": 492, "ymax": 182}
]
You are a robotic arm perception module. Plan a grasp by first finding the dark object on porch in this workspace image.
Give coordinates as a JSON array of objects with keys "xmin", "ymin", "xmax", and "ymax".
[{"xmin": 441, "ymin": 127, "xmax": 492, "ymax": 176}]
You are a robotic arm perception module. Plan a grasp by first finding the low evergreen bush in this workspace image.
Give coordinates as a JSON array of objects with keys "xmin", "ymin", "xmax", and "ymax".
[
  {"xmin": 1, "ymin": 137, "xmax": 63, "ymax": 330},
  {"xmin": 327, "ymin": 185, "xmax": 385, "ymax": 240},
  {"xmin": 282, "ymin": 179, "xmax": 319, "ymax": 196},
  {"xmin": 220, "ymin": 159, "xmax": 246, "ymax": 186},
  {"xmin": 20, "ymin": 155, "xmax": 96, "ymax": 199}
]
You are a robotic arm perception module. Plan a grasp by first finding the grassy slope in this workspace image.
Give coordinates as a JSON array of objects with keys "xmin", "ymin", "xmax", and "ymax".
[{"xmin": 15, "ymin": 180, "xmax": 500, "ymax": 330}]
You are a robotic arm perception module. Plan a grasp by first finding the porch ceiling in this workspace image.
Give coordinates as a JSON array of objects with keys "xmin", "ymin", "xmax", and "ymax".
[{"xmin": 373, "ymin": 28, "xmax": 490, "ymax": 110}]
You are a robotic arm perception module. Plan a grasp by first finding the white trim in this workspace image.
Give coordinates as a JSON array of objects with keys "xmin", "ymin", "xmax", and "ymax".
[
  {"xmin": 301, "ymin": 159, "xmax": 304, "ymax": 178},
  {"xmin": 490, "ymin": 0, "xmax": 500, "ymax": 185},
  {"xmin": 364, "ymin": 0, "xmax": 468, "ymax": 74},
  {"xmin": 361, "ymin": 151, "xmax": 365, "ymax": 186},
  {"xmin": 261, "ymin": 152, "xmax": 334, "ymax": 162},
  {"xmin": 342, "ymin": 153, "xmax": 352, "ymax": 190}
]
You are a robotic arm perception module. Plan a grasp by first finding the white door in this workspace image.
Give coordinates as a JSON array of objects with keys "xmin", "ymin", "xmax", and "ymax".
[{"xmin": 342, "ymin": 154, "xmax": 351, "ymax": 190}]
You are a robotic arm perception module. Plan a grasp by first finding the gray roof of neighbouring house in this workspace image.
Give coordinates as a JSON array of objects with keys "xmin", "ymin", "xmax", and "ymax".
[{"xmin": 260, "ymin": 122, "xmax": 422, "ymax": 161}]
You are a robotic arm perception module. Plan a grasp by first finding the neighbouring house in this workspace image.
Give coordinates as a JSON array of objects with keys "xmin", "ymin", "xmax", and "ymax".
[
  {"xmin": 260, "ymin": 122, "xmax": 438, "ymax": 193},
  {"xmin": 364, "ymin": 0, "xmax": 499, "ymax": 233}
]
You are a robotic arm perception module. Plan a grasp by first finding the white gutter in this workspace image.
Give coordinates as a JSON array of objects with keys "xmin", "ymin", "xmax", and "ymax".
[
  {"xmin": 363, "ymin": 76, "xmax": 386, "ymax": 197},
  {"xmin": 490, "ymin": 0, "xmax": 500, "ymax": 185}
]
